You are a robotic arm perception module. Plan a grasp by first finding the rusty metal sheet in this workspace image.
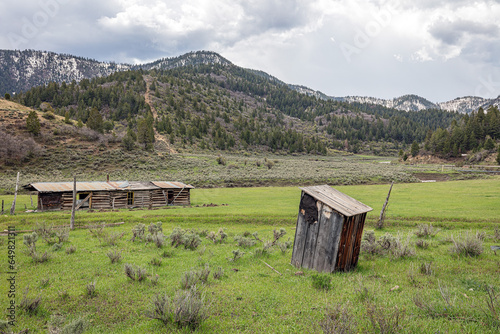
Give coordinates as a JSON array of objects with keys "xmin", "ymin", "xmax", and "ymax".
[
  {"xmin": 107, "ymin": 181, "xmax": 157, "ymax": 190},
  {"xmin": 299, "ymin": 185, "xmax": 372, "ymax": 217},
  {"xmin": 28, "ymin": 182, "xmax": 116, "ymax": 193},
  {"xmin": 26, "ymin": 181, "xmax": 194, "ymax": 193},
  {"xmin": 151, "ymin": 181, "xmax": 194, "ymax": 189}
]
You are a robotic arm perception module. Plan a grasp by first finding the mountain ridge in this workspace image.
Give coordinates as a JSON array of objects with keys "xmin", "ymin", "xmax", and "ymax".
[{"xmin": 1, "ymin": 49, "xmax": 498, "ymax": 114}]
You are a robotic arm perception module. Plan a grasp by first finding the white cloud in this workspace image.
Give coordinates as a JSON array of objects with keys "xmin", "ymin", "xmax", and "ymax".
[{"xmin": 0, "ymin": 0, "xmax": 499, "ymax": 101}]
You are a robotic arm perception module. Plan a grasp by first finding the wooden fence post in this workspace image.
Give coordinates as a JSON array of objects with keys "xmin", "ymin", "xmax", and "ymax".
[
  {"xmin": 1, "ymin": 200, "xmax": 4, "ymax": 215},
  {"xmin": 377, "ymin": 181, "xmax": 394, "ymax": 229},
  {"xmin": 10, "ymin": 172, "xmax": 20, "ymax": 215},
  {"xmin": 70, "ymin": 176, "xmax": 76, "ymax": 230}
]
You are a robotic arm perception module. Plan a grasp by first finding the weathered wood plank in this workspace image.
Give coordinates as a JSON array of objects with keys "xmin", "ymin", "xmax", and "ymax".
[
  {"xmin": 312, "ymin": 203, "xmax": 338, "ymax": 272},
  {"xmin": 291, "ymin": 192, "xmax": 309, "ymax": 268},
  {"xmin": 301, "ymin": 202, "xmax": 321, "ymax": 270}
]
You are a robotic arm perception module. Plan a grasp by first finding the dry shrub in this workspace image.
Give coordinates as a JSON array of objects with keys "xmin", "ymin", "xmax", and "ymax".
[
  {"xmin": 228, "ymin": 249, "xmax": 244, "ymax": 262},
  {"xmin": 168, "ymin": 228, "xmax": 201, "ymax": 250},
  {"xmin": 206, "ymin": 228, "xmax": 227, "ymax": 244},
  {"xmin": 320, "ymin": 302, "xmax": 357, "ymax": 334},
  {"xmin": 366, "ymin": 303, "xmax": 405, "ymax": 334},
  {"xmin": 494, "ymin": 228, "xmax": 500, "ymax": 241},
  {"xmin": 107, "ymin": 249, "xmax": 122, "ymax": 263},
  {"xmin": 415, "ymin": 239, "xmax": 429, "ymax": 249},
  {"xmin": 482, "ymin": 285, "xmax": 500, "ymax": 329},
  {"xmin": 180, "ymin": 265, "xmax": 211, "ymax": 290},
  {"xmin": 414, "ymin": 224, "xmax": 440, "ymax": 238},
  {"xmin": 124, "ymin": 264, "xmax": 147, "ymax": 281},
  {"xmin": 361, "ymin": 231, "xmax": 415, "ymax": 259},
  {"xmin": 65, "ymin": 245, "xmax": 77, "ymax": 254},
  {"xmin": 213, "ymin": 267, "xmax": 224, "ymax": 280},
  {"xmin": 146, "ymin": 286, "xmax": 207, "ymax": 330},
  {"xmin": 234, "ymin": 235, "xmax": 256, "ymax": 248},
  {"xmin": 420, "ymin": 262, "xmax": 433, "ymax": 275},
  {"xmin": 0, "ymin": 129, "xmax": 42, "ymax": 164},
  {"xmin": 35, "ymin": 222, "xmax": 69, "ymax": 245},
  {"xmin": 86, "ymin": 281, "xmax": 97, "ymax": 298},
  {"xmin": 390, "ymin": 234, "xmax": 416, "ymax": 260},
  {"xmin": 88, "ymin": 224, "xmax": 125, "ymax": 246},
  {"xmin": 19, "ymin": 286, "xmax": 41, "ymax": 314},
  {"xmin": 130, "ymin": 223, "xmax": 146, "ymax": 242},
  {"xmin": 413, "ymin": 281, "xmax": 459, "ymax": 319},
  {"xmin": 450, "ymin": 232, "xmax": 483, "ymax": 257}
]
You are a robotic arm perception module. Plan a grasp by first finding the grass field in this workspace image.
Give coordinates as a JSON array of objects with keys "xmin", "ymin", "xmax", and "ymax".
[{"xmin": 0, "ymin": 178, "xmax": 499, "ymax": 333}]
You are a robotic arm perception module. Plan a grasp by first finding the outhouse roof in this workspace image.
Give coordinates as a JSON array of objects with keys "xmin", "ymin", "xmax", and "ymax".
[{"xmin": 300, "ymin": 184, "xmax": 372, "ymax": 217}]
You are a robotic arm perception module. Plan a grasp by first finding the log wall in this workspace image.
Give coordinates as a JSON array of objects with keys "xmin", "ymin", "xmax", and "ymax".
[{"xmin": 47, "ymin": 188, "xmax": 190, "ymax": 211}]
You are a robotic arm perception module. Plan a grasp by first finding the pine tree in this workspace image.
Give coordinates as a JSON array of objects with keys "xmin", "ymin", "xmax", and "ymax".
[
  {"xmin": 497, "ymin": 146, "xmax": 500, "ymax": 165},
  {"xmin": 86, "ymin": 107, "xmax": 104, "ymax": 133},
  {"xmin": 410, "ymin": 141, "xmax": 419, "ymax": 157},
  {"xmin": 26, "ymin": 110, "xmax": 41, "ymax": 135},
  {"xmin": 137, "ymin": 114, "xmax": 155, "ymax": 150},
  {"xmin": 122, "ymin": 128, "xmax": 136, "ymax": 151}
]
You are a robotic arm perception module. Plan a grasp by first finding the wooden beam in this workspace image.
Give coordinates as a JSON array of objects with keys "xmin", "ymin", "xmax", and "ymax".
[
  {"xmin": 75, "ymin": 192, "xmax": 92, "ymax": 210},
  {"xmin": 70, "ymin": 176, "xmax": 76, "ymax": 230},
  {"xmin": 377, "ymin": 181, "xmax": 393, "ymax": 229},
  {"xmin": 10, "ymin": 172, "xmax": 19, "ymax": 215}
]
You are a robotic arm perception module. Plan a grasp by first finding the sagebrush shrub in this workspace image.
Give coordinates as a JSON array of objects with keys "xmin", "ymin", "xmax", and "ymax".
[
  {"xmin": 146, "ymin": 287, "xmax": 207, "ymax": 330},
  {"xmin": 213, "ymin": 267, "xmax": 224, "ymax": 280},
  {"xmin": 23, "ymin": 232, "xmax": 38, "ymax": 255},
  {"xmin": 415, "ymin": 239, "xmax": 429, "ymax": 249},
  {"xmin": 366, "ymin": 303, "xmax": 405, "ymax": 334},
  {"xmin": 420, "ymin": 262, "xmax": 433, "ymax": 275},
  {"xmin": 320, "ymin": 302, "xmax": 357, "ymax": 334},
  {"xmin": 234, "ymin": 235, "xmax": 256, "ymax": 248},
  {"xmin": 19, "ymin": 286, "xmax": 41, "ymax": 314},
  {"xmin": 131, "ymin": 223, "xmax": 145, "ymax": 242},
  {"xmin": 86, "ymin": 281, "xmax": 97, "ymax": 298},
  {"xmin": 150, "ymin": 257, "xmax": 162, "ymax": 266},
  {"xmin": 124, "ymin": 264, "xmax": 147, "ymax": 281},
  {"xmin": 107, "ymin": 249, "xmax": 122, "ymax": 263},
  {"xmin": 148, "ymin": 222, "xmax": 163, "ymax": 236},
  {"xmin": 414, "ymin": 224, "xmax": 440, "ymax": 238},
  {"xmin": 182, "ymin": 231, "xmax": 201, "ymax": 250},
  {"xmin": 66, "ymin": 245, "xmax": 77, "ymax": 254},
  {"xmin": 180, "ymin": 270, "xmax": 200, "ymax": 290},
  {"xmin": 450, "ymin": 232, "xmax": 483, "ymax": 257},
  {"xmin": 228, "ymin": 249, "xmax": 244, "ymax": 262}
]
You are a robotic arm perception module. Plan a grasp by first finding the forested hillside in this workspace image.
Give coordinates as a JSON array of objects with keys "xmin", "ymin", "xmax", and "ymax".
[
  {"xmin": 425, "ymin": 105, "xmax": 500, "ymax": 158},
  {"xmin": 12, "ymin": 63, "xmax": 461, "ymax": 156}
]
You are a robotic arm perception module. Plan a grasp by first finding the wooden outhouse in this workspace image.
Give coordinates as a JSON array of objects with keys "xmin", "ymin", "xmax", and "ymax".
[{"xmin": 291, "ymin": 185, "xmax": 372, "ymax": 272}]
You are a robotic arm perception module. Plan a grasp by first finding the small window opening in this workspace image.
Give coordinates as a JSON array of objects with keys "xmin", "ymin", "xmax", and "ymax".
[
  {"xmin": 127, "ymin": 192, "xmax": 134, "ymax": 206},
  {"xmin": 167, "ymin": 190, "xmax": 174, "ymax": 204}
]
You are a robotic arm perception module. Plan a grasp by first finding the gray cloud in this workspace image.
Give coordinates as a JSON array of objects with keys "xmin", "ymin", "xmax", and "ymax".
[
  {"xmin": 429, "ymin": 19, "xmax": 499, "ymax": 45},
  {"xmin": 0, "ymin": 0, "xmax": 499, "ymax": 101}
]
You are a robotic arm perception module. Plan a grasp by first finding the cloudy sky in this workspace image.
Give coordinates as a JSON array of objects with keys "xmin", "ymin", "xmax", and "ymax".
[{"xmin": 1, "ymin": 0, "xmax": 499, "ymax": 102}]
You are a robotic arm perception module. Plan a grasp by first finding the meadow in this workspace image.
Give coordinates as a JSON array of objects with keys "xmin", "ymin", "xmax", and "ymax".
[{"xmin": 0, "ymin": 178, "xmax": 499, "ymax": 333}]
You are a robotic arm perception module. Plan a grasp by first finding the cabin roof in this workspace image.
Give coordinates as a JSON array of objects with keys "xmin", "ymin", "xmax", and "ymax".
[
  {"xmin": 23, "ymin": 181, "xmax": 194, "ymax": 193},
  {"xmin": 299, "ymin": 185, "xmax": 372, "ymax": 217}
]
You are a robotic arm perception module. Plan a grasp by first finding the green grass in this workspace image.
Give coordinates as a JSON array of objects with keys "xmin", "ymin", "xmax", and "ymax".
[{"xmin": 0, "ymin": 178, "xmax": 499, "ymax": 333}]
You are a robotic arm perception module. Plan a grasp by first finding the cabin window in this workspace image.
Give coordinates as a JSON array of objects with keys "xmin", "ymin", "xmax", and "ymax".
[
  {"xmin": 78, "ymin": 193, "xmax": 91, "ymax": 208},
  {"xmin": 127, "ymin": 192, "xmax": 134, "ymax": 206},
  {"xmin": 167, "ymin": 190, "xmax": 174, "ymax": 204}
]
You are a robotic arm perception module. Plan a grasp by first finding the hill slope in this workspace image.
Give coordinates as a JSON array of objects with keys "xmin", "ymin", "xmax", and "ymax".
[{"xmin": 1, "ymin": 49, "xmax": 498, "ymax": 114}]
